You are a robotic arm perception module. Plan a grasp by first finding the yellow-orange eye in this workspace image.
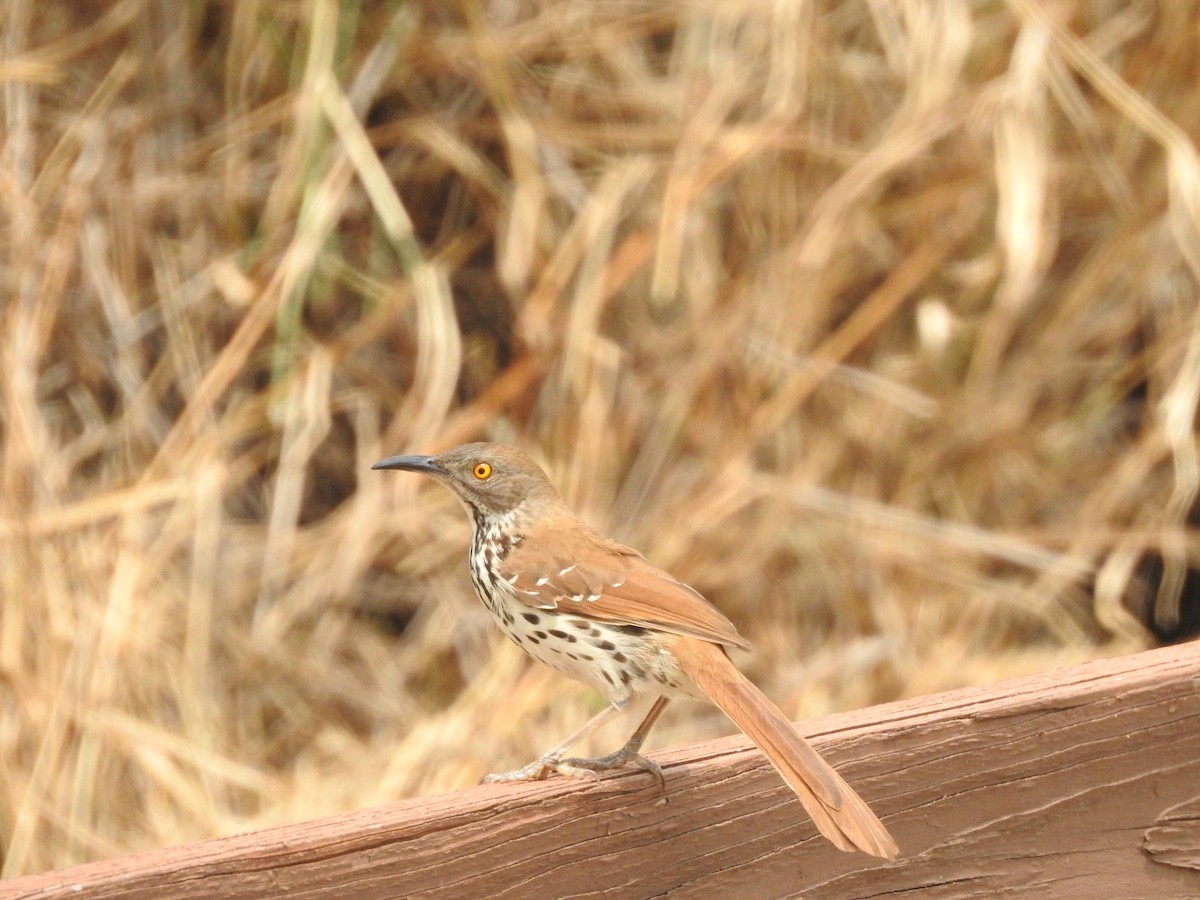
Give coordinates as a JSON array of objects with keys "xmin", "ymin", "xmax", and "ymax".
[{"xmin": 472, "ymin": 462, "xmax": 492, "ymax": 480}]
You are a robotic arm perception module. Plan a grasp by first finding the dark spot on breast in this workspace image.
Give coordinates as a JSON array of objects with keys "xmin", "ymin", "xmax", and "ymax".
[
  {"xmin": 495, "ymin": 532, "xmax": 514, "ymax": 558},
  {"xmin": 611, "ymin": 651, "xmax": 626, "ymax": 663},
  {"xmin": 613, "ymin": 624, "xmax": 647, "ymax": 636},
  {"xmin": 654, "ymin": 672, "xmax": 668, "ymax": 684},
  {"xmin": 527, "ymin": 636, "xmax": 541, "ymax": 645},
  {"xmin": 466, "ymin": 504, "xmax": 485, "ymax": 541},
  {"xmin": 522, "ymin": 613, "xmax": 540, "ymax": 625},
  {"xmin": 533, "ymin": 631, "xmax": 547, "ymax": 640},
  {"xmin": 595, "ymin": 640, "xmax": 615, "ymax": 651},
  {"xmin": 620, "ymin": 669, "xmax": 632, "ymax": 686},
  {"xmin": 602, "ymin": 671, "xmax": 614, "ymax": 685},
  {"xmin": 588, "ymin": 627, "xmax": 602, "ymax": 638},
  {"xmin": 548, "ymin": 629, "xmax": 575, "ymax": 642},
  {"xmin": 580, "ymin": 654, "xmax": 593, "ymax": 662},
  {"xmin": 570, "ymin": 620, "xmax": 591, "ymax": 631},
  {"xmin": 566, "ymin": 653, "xmax": 577, "ymax": 661}
]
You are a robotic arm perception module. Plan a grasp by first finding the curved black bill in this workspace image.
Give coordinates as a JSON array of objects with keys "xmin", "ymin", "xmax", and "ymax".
[{"xmin": 371, "ymin": 454, "xmax": 443, "ymax": 474}]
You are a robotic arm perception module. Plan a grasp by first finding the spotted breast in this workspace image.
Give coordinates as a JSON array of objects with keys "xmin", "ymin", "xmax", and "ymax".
[{"xmin": 466, "ymin": 512, "xmax": 690, "ymax": 704}]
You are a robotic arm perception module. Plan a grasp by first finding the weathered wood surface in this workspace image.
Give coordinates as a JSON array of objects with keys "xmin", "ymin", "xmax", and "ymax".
[{"xmin": 6, "ymin": 643, "xmax": 1200, "ymax": 899}]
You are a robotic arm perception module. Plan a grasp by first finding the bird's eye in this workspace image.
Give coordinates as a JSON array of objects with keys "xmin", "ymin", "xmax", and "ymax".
[{"xmin": 472, "ymin": 462, "xmax": 492, "ymax": 480}]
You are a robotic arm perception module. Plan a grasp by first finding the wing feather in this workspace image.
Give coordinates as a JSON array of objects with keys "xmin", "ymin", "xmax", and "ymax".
[{"xmin": 499, "ymin": 523, "xmax": 750, "ymax": 651}]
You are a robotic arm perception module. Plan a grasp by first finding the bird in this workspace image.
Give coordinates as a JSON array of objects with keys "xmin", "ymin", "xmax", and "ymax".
[{"xmin": 373, "ymin": 442, "xmax": 897, "ymax": 859}]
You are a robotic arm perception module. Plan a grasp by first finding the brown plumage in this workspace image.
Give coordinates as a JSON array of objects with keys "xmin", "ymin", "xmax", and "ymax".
[
  {"xmin": 499, "ymin": 521, "xmax": 751, "ymax": 650},
  {"xmin": 374, "ymin": 442, "xmax": 898, "ymax": 859}
]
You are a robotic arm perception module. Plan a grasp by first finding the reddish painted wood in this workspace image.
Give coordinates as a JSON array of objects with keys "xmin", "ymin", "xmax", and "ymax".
[{"xmin": 6, "ymin": 644, "xmax": 1200, "ymax": 899}]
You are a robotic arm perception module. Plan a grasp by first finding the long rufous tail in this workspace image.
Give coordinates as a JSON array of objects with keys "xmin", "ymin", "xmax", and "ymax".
[{"xmin": 671, "ymin": 637, "xmax": 898, "ymax": 859}]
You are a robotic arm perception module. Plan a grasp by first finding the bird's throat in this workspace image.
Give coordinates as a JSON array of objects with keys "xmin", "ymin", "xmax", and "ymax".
[{"xmin": 467, "ymin": 511, "xmax": 524, "ymax": 615}]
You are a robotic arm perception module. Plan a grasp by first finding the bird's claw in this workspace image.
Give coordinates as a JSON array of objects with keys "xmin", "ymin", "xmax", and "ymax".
[
  {"xmin": 557, "ymin": 750, "xmax": 664, "ymax": 789},
  {"xmin": 551, "ymin": 761, "xmax": 604, "ymax": 781},
  {"xmin": 482, "ymin": 746, "xmax": 664, "ymax": 789},
  {"xmin": 480, "ymin": 754, "xmax": 560, "ymax": 784}
]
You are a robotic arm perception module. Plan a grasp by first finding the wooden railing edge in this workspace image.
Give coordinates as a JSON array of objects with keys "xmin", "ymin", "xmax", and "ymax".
[{"xmin": 7, "ymin": 642, "xmax": 1200, "ymax": 899}]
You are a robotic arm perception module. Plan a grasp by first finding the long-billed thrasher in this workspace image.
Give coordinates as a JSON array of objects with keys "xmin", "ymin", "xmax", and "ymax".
[{"xmin": 373, "ymin": 442, "xmax": 897, "ymax": 859}]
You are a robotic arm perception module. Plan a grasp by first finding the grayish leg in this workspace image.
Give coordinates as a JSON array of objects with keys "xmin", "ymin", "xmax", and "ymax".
[{"xmin": 481, "ymin": 697, "xmax": 671, "ymax": 787}]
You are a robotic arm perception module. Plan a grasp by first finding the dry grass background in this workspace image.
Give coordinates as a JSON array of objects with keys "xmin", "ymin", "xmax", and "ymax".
[{"xmin": 2, "ymin": 0, "xmax": 1199, "ymax": 878}]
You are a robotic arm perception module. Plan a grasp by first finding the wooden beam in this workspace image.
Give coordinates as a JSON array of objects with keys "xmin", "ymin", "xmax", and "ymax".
[{"xmin": 9, "ymin": 644, "xmax": 1200, "ymax": 898}]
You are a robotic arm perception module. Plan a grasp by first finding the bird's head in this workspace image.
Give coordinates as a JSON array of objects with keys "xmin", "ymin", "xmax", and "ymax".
[{"xmin": 372, "ymin": 442, "xmax": 562, "ymax": 519}]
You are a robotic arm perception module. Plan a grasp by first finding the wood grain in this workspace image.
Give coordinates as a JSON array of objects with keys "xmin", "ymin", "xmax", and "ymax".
[{"xmin": 6, "ymin": 643, "xmax": 1200, "ymax": 899}]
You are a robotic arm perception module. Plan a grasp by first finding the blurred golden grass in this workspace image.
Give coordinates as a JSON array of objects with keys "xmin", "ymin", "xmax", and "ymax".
[{"xmin": 2, "ymin": 0, "xmax": 1199, "ymax": 877}]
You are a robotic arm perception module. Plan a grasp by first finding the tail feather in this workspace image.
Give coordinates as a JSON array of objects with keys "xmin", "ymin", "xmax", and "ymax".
[{"xmin": 672, "ymin": 638, "xmax": 898, "ymax": 860}]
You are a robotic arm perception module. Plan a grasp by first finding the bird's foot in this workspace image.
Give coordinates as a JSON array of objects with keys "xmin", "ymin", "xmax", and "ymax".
[
  {"xmin": 480, "ymin": 755, "xmax": 565, "ymax": 784},
  {"xmin": 481, "ymin": 743, "xmax": 664, "ymax": 788},
  {"xmin": 557, "ymin": 745, "xmax": 665, "ymax": 789}
]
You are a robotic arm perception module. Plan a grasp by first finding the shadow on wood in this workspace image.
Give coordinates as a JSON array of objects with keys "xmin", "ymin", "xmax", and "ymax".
[{"xmin": 8, "ymin": 644, "xmax": 1200, "ymax": 899}]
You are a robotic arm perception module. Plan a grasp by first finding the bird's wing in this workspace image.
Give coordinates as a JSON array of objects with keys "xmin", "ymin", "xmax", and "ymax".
[{"xmin": 498, "ymin": 528, "xmax": 751, "ymax": 651}]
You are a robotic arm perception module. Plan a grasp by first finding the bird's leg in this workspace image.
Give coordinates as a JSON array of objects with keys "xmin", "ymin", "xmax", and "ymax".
[
  {"xmin": 556, "ymin": 696, "xmax": 671, "ymax": 788},
  {"xmin": 481, "ymin": 697, "xmax": 671, "ymax": 787},
  {"xmin": 481, "ymin": 703, "xmax": 625, "ymax": 784}
]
